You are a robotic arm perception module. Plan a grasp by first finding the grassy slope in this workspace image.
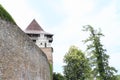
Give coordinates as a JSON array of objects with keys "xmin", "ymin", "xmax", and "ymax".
[{"xmin": 0, "ymin": 4, "xmax": 16, "ymax": 24}]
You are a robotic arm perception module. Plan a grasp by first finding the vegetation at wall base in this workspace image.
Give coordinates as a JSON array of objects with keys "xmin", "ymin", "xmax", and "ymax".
[
  {"xmin": 49, "ymin": 63, "xmax": 53, "ymax": 80},
  {"xmin": 0, "ymin": 4, "xmax": 16, "ymax": 24},
  {"xmin": 53, "ymin": 72, "xmax": 65, "ymax": 80}
]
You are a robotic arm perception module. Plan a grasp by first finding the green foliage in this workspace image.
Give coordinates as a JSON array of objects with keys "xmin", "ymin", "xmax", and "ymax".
[
  {"xmin": 49, "ymin": 63, "xmax": 53, "ymax": 80},
  {"xmin": 53, "ymin": 72, "xmax": 65, "ymax": 80},
  {"xmin": 63, "ymin": 46, "xmax": 91, "ymax": 80},
  {"xmin": 116, "ymin": 75, "xmax": 120, "ymax": 80},
  {"xmin": 0, "ymin": 4, "xmax": 16, "ymax": 24},
  {"xmin": 83, "ymin": 25, "xmax": 118, "ymax": 80}
]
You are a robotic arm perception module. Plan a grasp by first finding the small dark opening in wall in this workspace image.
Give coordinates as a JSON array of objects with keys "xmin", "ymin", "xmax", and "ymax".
[
  {"xmin": 45, "ymin": 43, "xmax": 47, "ymax": 47},
  {"xmin": 40, "ymin": 43, "xmax": 42, "ymax": 45},
  {"xmin": 33, "ymin": 40, "xmax": 36, "ymax": 42}
]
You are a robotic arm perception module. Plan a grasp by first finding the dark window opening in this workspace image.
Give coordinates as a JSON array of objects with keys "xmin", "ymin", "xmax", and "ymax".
[
  {"xmin": 27, "ymin": 34, "xmax": 40, "ymax": 37},
  {"xmin": 45, "ymin": 43, "xmax": 47, "ymax": 47},
  {"xmin": 40, "ymin": 43, "xmax": 42, "ymax": 45},
  {"xmin": 33, "ymin": 40, "xmax": 36, "ymax": 42}
]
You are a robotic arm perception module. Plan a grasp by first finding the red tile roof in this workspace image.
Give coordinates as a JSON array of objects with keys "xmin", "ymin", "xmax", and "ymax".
[{"xmin": 25, "ymin": 19, "xmax": 44, "ymax": 31}]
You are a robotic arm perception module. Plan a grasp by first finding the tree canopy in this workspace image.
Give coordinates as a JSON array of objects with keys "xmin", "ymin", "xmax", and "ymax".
[
  {"xmin": 63, "ymin": 46, "xmax": 91, "ymax": 80},
  {"xmin": 83, "ymin": 25, "xmax": 118, "ymax": 80}
]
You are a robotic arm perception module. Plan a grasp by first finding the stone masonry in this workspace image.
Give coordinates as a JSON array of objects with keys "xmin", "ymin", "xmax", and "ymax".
[{"xmin": 0, "ymin": 19, "xmax": 51, "ymax": 80}]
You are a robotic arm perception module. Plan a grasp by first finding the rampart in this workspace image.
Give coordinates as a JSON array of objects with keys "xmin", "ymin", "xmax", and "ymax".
[{"xmin": 0, "ymin": 19, "xmax": 51, "ymax": 80}]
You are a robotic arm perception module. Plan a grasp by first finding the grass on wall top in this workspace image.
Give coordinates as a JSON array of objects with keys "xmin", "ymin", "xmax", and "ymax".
[{"xmin": 0, "ymin": 4, "xmax": 16, "ymax": 24}]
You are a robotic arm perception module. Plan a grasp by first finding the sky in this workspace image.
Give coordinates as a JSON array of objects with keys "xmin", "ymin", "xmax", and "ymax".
[{"xmin": 0, "ymin": 0, "xmax": 120, "ymax": 74}]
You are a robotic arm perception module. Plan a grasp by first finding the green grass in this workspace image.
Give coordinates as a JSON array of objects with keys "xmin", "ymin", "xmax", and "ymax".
[{"xmin": 0, "ymin": 4, "xmax": 16, "ymax": 24}]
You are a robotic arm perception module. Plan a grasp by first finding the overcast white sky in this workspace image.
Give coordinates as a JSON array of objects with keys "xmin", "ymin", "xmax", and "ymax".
[{"xmin": 0, "ymin": 0, "xmax": 120, "ymax": 74}]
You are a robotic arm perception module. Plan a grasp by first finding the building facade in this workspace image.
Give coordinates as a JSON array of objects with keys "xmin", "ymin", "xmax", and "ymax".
[{"xmin": 25, "ymin": 19, "xmax": 53, "ymax": 64}]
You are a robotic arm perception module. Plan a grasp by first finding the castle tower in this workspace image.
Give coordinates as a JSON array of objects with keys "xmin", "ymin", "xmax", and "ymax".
[{"xmin": 25, "ymin": 19, "xmax": 53, "ymax": 64}]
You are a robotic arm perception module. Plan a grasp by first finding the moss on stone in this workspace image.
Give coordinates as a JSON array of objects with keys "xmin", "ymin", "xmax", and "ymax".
[
  {"xmin": 49, "ymin": 63, "xmax": 53, "ymax": 80},
  {"xmin": 0, "ymin": 4, "xmax": 16, "ymax": 24}
]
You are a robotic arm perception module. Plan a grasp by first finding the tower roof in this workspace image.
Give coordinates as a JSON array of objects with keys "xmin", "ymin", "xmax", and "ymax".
[
  {"xmin": 25, "ymin": 19, "xmax": 53, "ymax": 35},
  {"xmin": 25, "ymin": 19, "xmax": 44, "ymax": 31}
]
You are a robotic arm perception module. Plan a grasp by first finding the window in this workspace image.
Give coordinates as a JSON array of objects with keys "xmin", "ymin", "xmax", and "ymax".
[
  {"xmin": 33, "ymin": 40, "xmax": 36, "ymax": 42},
  {"xmin": 40, "ymin": 43, "xmax": 42, "ymax": 45},
  {"xmin": 45, "ymin": 43, "xmax": 47, "ymax": 47}
]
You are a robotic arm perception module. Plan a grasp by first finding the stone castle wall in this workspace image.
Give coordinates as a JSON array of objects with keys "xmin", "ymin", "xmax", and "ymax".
[
  {"xmin": 0, "ymin": 19, "xmax": 50, "ymax": 80},
  {"xmin": 40, "ymin": 48, "xmax": 53, "ymax": 64}
]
